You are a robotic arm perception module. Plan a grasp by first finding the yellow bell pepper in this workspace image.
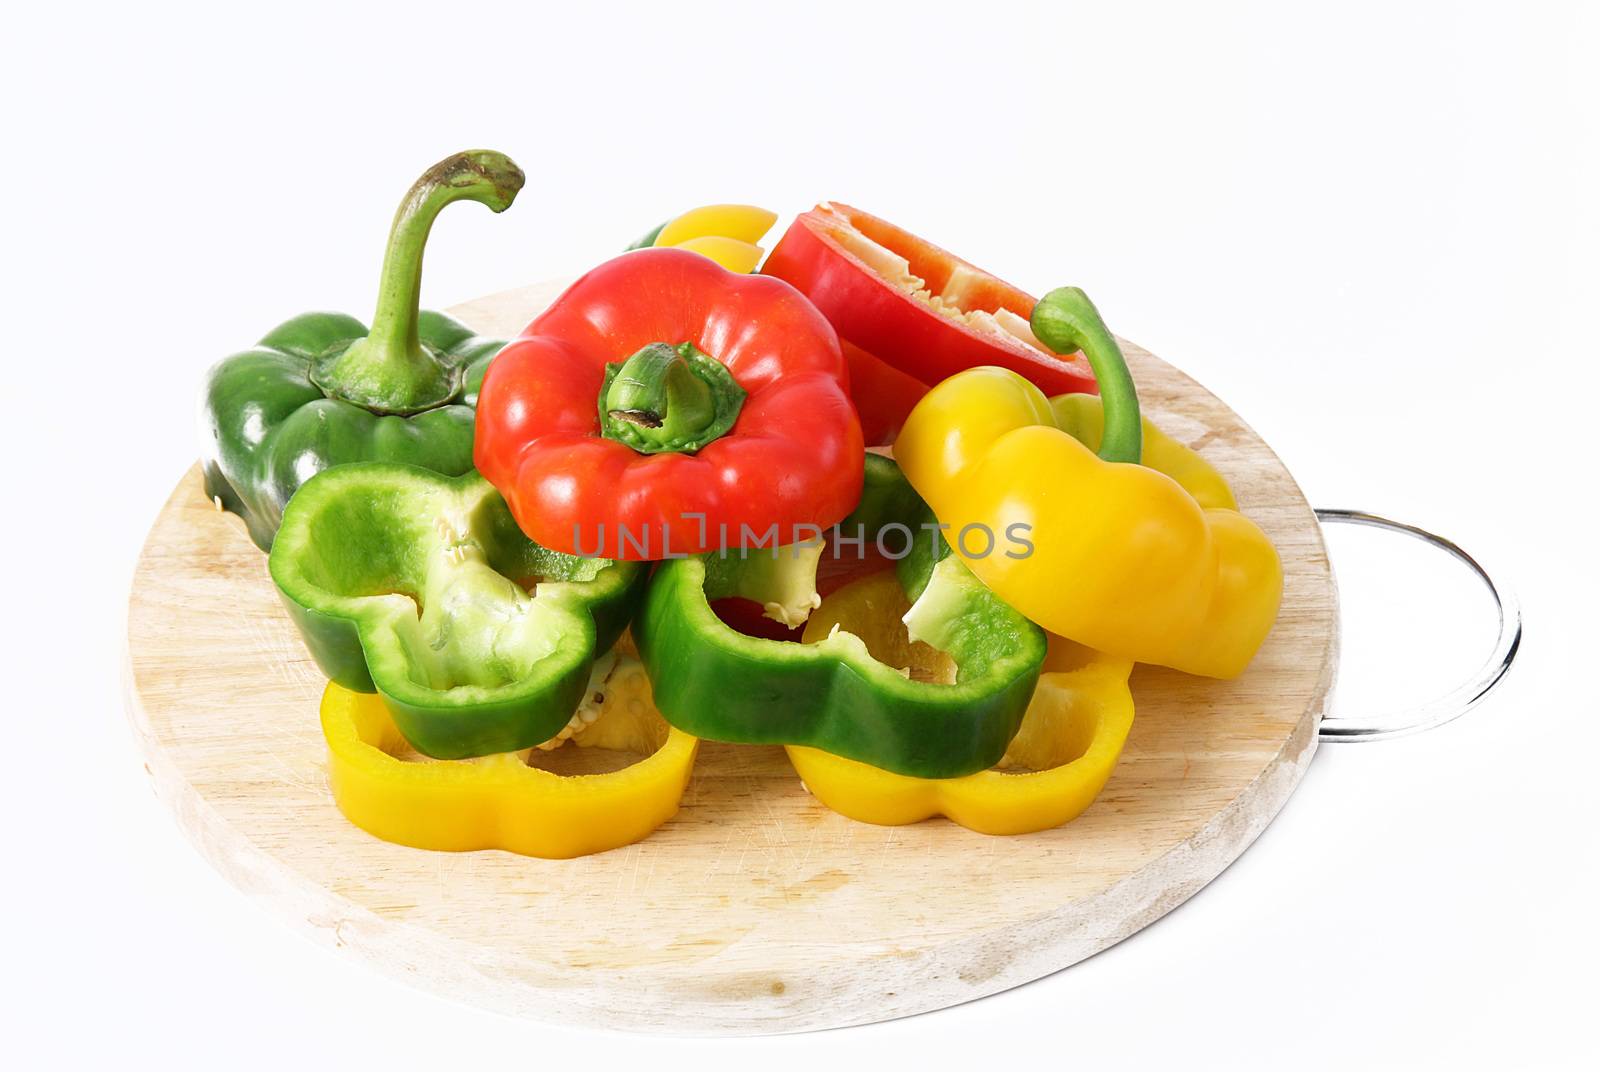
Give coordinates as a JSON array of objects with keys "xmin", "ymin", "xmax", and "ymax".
[
  {"xmin": 1050, "ymin": 393, "xmax": 1237, "ymax": 512},
  {"xmin": 894, "ymin": 287, "xmax": 1282, "ymax": 679},
  {"xmin": 644, "ymin": 203, "xmax": 778, "ymax": 273},
  {"xmin": 785, "ymin": 571, "xmax": 1134, "ymax": 835},
  {"xmin": 320, "ymin": 649, "xmax": 698, "ymax": 859}
]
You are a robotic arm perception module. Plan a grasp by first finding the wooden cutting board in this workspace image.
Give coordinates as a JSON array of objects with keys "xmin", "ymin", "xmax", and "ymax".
[{"xmin": 125, "ymin": 279, "xmax": 1336, "ymax": 1035}]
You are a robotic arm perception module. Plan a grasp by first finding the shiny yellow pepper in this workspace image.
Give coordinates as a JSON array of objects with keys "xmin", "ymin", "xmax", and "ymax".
[
  {"xmin": 1050, "ymin": 393, "xmax": 1238, "ymax": 512},
  {"xmin": 894, "ymin": 287, "xmax": 1282, "ymax": 679},
  {"xmin": 320, "ymin": 649, "xmax": 698, "ymax": 859},
  {"xmin": 786, "ymin": 571, "xmax": 1134, "ymax": 835}
]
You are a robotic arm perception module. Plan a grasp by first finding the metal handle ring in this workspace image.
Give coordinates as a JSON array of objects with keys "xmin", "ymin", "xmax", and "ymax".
[{"xmin": 1315, "ymin": 508, "xmax": 1521, "ymax": 742}]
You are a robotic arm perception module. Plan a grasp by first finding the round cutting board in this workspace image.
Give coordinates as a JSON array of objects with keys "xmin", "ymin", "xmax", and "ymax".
[{"xmin": 126, "ymin": 279, "xmax": 1335, "ymax": 1035}]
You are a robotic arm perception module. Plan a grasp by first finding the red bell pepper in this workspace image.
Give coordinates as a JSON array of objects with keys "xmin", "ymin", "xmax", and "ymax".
[
  {"xmin": 762, "ymin": 202, "xmax": 1098, "ymax": 397},
  {"xmin": 475, "ymin": 247, "xmax": 864, "ymax": 560}
]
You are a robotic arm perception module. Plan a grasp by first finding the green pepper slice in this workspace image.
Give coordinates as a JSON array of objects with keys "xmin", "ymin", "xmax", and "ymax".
[
  {"xmin": 269, "ymin": 463, "xmax": 646, "ymax": 759},
  {"xmin": 632, "ymin": 456, "xmax": 1046, "ymax": 778}
]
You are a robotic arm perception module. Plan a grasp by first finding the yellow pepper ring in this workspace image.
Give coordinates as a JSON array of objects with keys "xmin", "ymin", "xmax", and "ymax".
[
  {"xmin": 669, "ymin": 236, "xmax": 764, "ymax": 275},
  {"xmin": 653, "ymin": 203, "xmax": 777, "ymax": 248},
  {"xmin": 653, "ymin": 204, "xmax": 777, "ymax": 274},
  {"xmin": 320, "ymin": 653, "xmax": 698, "ymax": 859},
  {"xmin": 784, "ymin": 572, "xmax": 1135, "ymax": 836}
]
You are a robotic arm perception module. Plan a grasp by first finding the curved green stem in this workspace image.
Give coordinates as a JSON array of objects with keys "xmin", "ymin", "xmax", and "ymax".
[
  {"xmin": 607, "ymin": 343, "xmax": 714, "ymax": 433},
  {"xmin": 599, "ymin": 342, "xmax": 745, "ymax": 454},
  {"xmin": 1030, "ymin": 286, "xmax": 1142, "ymax": 464},
  {"xmin": 313, "ymin": 150, "xmax": 525, "ymax": 415}
]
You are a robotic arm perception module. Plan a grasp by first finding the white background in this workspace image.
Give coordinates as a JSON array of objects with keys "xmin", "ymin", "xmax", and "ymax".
[{"xmin": 3, "ymin": 1, "xmax": 1596, "ymax": 1067}]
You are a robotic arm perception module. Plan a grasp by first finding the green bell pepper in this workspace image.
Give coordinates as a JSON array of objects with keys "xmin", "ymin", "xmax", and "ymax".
[
  {"xmin": 632, "ymin": 456, "xmax": 1047, "ymax": 778},
  {"xmin": 268, "ymin": 463, "xmax": 646, "ymax": 760},
  {"xmin": 200, "ymin": 150, "xmax": 526, "ymax": 550}
]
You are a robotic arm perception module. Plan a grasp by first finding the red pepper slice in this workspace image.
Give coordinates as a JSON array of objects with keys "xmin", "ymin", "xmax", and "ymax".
[
  {"xmin": 840, "ymin": 338, "xmax": 928, "ymax": 446},
  {"xmin": 475, "ymin": 248, "xmax": 863, "ymax": 559},
  {"xmin": 762, "ymin": 203, "xmax": 1098, "ymax": 397}
]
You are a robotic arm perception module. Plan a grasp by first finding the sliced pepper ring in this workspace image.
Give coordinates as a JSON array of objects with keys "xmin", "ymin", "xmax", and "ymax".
[
  {"xmin": 786, "ymin": 571, "xmax": 1135, "ymax": 835},
  {"xmin": 624, "ymin": 203, "xmax": 779, "ymax": 274},
  {"xmin": 321, "ymin": 650, "xmax": 697, "ymax": 859},
  {"xmin": 633, "ymin": 521, "xmax": 1047, "ymax": 780},
  {"xmin": 270, "ymin": 463, "xmax": 646, "ymax": 759}
]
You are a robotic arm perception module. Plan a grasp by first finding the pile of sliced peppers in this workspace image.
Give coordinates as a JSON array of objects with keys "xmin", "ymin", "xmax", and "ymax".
[{"xmin": 205, "ymin": 181, "xmax": 1283, "ymax": 858}]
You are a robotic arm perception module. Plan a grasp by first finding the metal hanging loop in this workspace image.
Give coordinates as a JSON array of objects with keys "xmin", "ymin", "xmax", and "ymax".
[{"xmin": 1314, "ymin": 509, "xmax": 1521, "ymax": 742}]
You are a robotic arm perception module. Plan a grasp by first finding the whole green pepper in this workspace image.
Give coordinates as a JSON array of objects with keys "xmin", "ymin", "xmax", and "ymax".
[{"xmin": 200, "ymin": 150, "xmax": 525, "ymax": 550}]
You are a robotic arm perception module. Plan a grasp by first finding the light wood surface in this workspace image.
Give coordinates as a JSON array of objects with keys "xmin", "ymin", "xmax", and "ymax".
[{"xmin": 125, "ymin": 279, "xmax": 1336, "ymax": 1035}]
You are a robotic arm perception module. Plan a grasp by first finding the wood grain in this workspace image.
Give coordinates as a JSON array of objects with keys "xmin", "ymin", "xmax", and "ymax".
[{"xmin": 124, "ymin": 279, "xmax": 1336, "ymax": 1034}]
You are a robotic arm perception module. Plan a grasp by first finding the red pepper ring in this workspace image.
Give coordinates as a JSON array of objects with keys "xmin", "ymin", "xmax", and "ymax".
[{"xmin": 475, "ymin": 248, "xmax": 864, "ymax": 560}]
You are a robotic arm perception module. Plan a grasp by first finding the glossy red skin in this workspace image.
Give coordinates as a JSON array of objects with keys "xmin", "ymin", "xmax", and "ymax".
[
  {"xmin": 762, "ymin": 203, "xmax": 1098, "ymax": 397},
  {"xmin": 475, "ymin": 248, "xmax": 864, "ymax": 560},
  {"xmin": 840, "ymin": 338, "xmax": 927, "ymax": 446}
]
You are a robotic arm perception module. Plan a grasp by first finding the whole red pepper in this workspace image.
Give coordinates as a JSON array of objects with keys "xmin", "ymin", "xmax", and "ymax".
[{"xmin": 475, "ymin": 248, "xmax": 863, "ymax": 560}]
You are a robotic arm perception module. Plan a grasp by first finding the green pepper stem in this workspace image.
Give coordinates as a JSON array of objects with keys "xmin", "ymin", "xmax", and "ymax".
[
  {"xmin": 599, "ymin": 342, "xmax": 746, "ymax": 454},
  {"xmin": 313, "ymin": 151, "xmax": 525, "ymax": 415},
  {"xmin": 1030, "ymin": 287, "xmax": 1142, "ymax": 464}
]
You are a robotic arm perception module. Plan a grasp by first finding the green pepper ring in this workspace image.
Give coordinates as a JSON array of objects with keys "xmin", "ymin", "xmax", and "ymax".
[
  {"xmin": 632, "ymin": 457, "xmax": 1047, "ymax": 779},
  {"xmin": 270, "ymin": 463, "xmax": 646, "ymax": 760}
]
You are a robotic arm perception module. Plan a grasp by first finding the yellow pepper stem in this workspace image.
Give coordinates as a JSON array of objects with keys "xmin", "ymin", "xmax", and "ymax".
[{"xmin": 1030, "ymin": 287, "xmax": 1142, "ymax": 463}]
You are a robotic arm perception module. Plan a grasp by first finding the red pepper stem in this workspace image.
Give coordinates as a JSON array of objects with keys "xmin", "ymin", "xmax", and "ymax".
[
  {"xmin": 606, "ymin": 343, "xmax": 715, "ymax": 437},
  {"xmin": 1030, "ymin": 287, "xmax": 1142, "ymax": 464},
  {"xmin": 599, "ymin": 341, "xmax": 746, "ymax": 455},
  {"xmin": 313, "ymin": 151, "xmax": 525, "ymax": 415}
]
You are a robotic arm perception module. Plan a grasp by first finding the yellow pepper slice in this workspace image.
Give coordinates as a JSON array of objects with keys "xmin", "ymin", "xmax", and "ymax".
[
  {"xmin": 785, "ymin": 571, "xmax": 1135, "ymax": 835},
  {"xmin": 321, "ymin": 651, "xmax": 697, "ymax": 858},
  {"xmin": 649, "ymin": 203, "xmax": 779, "ymax": 273},
  {"xmin": 671, "ymin": 235, "xmax": 765, "ymax": 275},
  {"xmin": 654, "ymin": 203, "xmax": 778, "ymax": 248},
  {"xmin": 896, "ymin": 364, "xmax": 1282, "ymax": 679}
]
